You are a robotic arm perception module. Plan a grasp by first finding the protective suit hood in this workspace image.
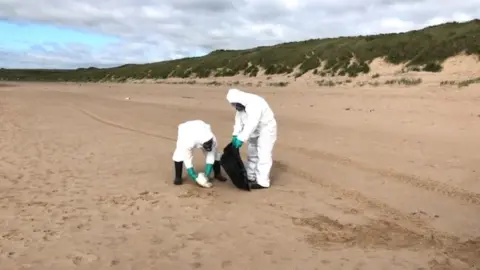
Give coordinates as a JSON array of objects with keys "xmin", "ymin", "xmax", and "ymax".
[{"xmin": 226, "ymin": 88, "xmax": 250, "ymax": 106}]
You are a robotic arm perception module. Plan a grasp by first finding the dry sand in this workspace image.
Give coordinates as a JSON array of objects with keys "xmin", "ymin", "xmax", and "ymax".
[{"xmin": 1, "ymin": 79, "xmax": 480, "ymax": 270}]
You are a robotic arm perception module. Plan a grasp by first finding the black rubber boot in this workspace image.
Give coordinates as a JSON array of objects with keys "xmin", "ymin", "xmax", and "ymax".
[
  {"xmin": 213, "ymin": 160, "xmax": 227, "ymax": 182},
  {"xmin": 173, "ymin": 161, "xmax": 183, "ymax": 185},
  {"xmin": 249, "ymin": 181, "xmax": 268, "ymax": 189}
]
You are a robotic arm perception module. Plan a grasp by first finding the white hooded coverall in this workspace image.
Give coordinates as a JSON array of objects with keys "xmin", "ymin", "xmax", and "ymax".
[
  {"xmin": 172, "ymin": 120, "xmax": 221, "ymax": 169},
  {"xmin": 226, "ymin": 88, "xmax": 277, "ymax": 187}
]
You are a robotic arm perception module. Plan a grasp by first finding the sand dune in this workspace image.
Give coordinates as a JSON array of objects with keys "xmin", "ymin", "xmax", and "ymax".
[
  {"xmin": 127, "ymin": 55, "xmax": 480, "ymax": 89},
  {"xmin": 0, "ymin": 80, "xmax": 479, "ymax": 269}
]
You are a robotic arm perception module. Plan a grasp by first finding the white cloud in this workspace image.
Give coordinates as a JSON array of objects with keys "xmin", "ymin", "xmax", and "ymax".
[{"xmin": 0, "ymin": 0, "xmax": 478, "ymax": 68}]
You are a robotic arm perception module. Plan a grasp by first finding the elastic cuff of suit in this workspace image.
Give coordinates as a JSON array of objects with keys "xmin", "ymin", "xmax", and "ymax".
[{"xmin": 237, "ymin": 135, "xmax": 248, "ymax": 142}]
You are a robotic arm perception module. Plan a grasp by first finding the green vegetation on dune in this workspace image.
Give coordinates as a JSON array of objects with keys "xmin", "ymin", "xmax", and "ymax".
[{"xmin": 0, "ymin": 19, "xmax": 479, "ymax": 82}]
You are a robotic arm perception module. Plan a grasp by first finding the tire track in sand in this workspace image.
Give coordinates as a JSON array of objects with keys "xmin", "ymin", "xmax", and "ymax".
[
  {"xmin": 273, "ymin": 160, "xmax": 480, "ymax": 269},
  {"xmin": 72, "ymin": 103, "xmax": 475, "ymax": 237},
  {"xmin": 73, "ymin": 102, "xmax": 480, "ymax": 266},
  {"xmin": 271, "ymin": 160, "xmax": 442, "ymax": 233},
  {"xmin": 279, "ymin": 144, "xmax": 480, "ymax": 205},
  {"xmin": 71, "ymin": 104, "xmax": 440, "ymax": 234},
  {"xmin": 69, "ymin": 103, "xmax": 176, "ymax": 142}
]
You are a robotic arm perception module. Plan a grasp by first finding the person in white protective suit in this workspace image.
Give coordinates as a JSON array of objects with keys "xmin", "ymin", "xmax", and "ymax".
[
  {"xmin": 172, "ymin": 120, "xmax": 227, "ymax": 185},
  {"xmin": 226, "ymin": 88, "xmax": 277, "ymax": 189}
]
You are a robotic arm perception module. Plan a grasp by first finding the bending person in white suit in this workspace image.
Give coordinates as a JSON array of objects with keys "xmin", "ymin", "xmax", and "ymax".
[
  {"xmin": 172, "ymin": 120, "xmax": 227, "ymax": 185},
  {"xmin": 226, "ymin": 88, "xmax": 277, "ymax": 189}
]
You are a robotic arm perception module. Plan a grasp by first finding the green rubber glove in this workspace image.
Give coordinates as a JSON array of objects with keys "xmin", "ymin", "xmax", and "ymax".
[
  {"xmin": 232, "ymin": 137, "xmax": 243, "ymax": 148},
  {"xmin": 205, "ymin": 163, "xmax": 213, "ymax": 177},
  {"xmin": 186, "ymin": 167, "xmax": 198, "ymax": 181},
  {"xmin": 231, "ymin": 135, "xmax": 237, "ymax": 144}
]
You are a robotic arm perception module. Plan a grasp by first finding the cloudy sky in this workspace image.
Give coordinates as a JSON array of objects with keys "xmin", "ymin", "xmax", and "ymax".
[{"xmin": 0, "ymin": 0, "xmax": 478, "ymax": 69}]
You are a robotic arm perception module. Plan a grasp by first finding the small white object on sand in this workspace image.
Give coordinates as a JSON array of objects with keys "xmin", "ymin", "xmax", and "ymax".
[{"xmin": 196, "ymin": 172, "xmax": 213, "ymax": 188}]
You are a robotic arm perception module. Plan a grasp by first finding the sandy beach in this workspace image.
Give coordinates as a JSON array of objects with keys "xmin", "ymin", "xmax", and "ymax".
[{"xmin": 0, "ymin": 75, "xmax": 479, "ymax": 269}]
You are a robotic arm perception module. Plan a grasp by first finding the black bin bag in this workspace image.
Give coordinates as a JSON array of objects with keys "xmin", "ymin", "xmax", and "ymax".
[{"xmin": 220, "ymin": 142, "xmax": 251, "ymax": 191}]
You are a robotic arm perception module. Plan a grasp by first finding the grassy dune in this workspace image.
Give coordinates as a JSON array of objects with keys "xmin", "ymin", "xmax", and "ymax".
[{"xmin": 0, "ymin": 19, "xmax": 479, "ymax": 82}]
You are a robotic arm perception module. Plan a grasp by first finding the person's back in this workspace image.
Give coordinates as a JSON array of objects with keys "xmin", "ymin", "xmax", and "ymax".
[
  {"xmin": 177, "ymin": 120, "xmax": 213, "ymax": 148},
  {"xmin": 248, "ymin": 93, "xmax": 276, "ymax": 131}
]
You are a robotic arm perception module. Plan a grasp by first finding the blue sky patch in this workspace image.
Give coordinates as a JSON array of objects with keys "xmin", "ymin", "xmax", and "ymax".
[{"xmin": 0, "ymin": 20, "xmax": 119, "ymax": 51}]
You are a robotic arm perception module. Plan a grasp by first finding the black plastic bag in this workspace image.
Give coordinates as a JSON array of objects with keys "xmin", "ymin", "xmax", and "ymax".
[{"xmin": 220, "ymin": 142, "xmax": 251, "ymax": 191}]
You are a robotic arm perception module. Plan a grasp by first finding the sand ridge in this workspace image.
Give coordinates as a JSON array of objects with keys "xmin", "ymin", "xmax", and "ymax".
[{"xmin": 0, "ymin": 81, "xmax": 479, "ymax": 269}]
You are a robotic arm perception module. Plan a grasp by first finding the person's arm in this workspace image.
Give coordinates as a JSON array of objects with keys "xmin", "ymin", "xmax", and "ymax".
[
  {"xmin": 237, "ymin": 106, "xmax": 262, "ymax": 142},
  {"xmin": 232, "ymin": 112, "xmax": 243, "ymax": 136},
  {"xmin": 183, "ymin": 145, "xmax": 194, "ymax": 170},
  {"xmin": 178, "ymin": 142, "xmax": 197, "ymax": 180},
  {"xmin": 205, "ymin": 148, "xmax": 215, "ymax": 165},
  {"xmin": 204, "ymin": 145, "xmax": 215, "ymax": 177}
]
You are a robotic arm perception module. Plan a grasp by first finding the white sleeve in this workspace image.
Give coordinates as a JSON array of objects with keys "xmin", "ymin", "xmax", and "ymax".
[
  {"xmin": 232, "ymin": 112, "xmax": 243, "ymax": 136},
  {"xmin": 183, "ymin": 145, "xmax": 194, "ymax": 169},
  {"xmin": 205, "ymin": 137, "xmax": 217, "ymax": 164},
  {"xmin": 205, "ymin": 149, "xmax": 215, "ymax": 165},
  {"xmin": 237, "ymin": 106, "xmax": 262, "ymax": 142}
]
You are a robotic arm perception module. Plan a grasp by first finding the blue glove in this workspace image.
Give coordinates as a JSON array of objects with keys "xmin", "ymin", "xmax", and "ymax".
[
  {"xmin": 232, "ymin": 137, "xmax": 243, "ymax": 148},
  {"xmin": 231, "ymin": 135, "xmax": 237, "ymax": 144},
  {"xmin": 186, "ymin": 167, "xmax": 198, "ymax": 181},
  {"xmin": 205, "ymin": 163, "xmax": 213, "ymax": 177}
]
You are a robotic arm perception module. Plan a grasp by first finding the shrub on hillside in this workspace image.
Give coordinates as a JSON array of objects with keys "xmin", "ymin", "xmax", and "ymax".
[{"xmin": 0, "ymin": 20, "xmax": 478, "ymax": 82}]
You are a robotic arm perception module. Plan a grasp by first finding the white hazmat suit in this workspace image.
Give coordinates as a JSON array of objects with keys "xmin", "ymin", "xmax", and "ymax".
[
  {"xmin": 172, "ymin": 120, "xmax": 226, "ymax": 185},
  {"xmin": 226, "ymin": 88, "xmax": 277, "ymax": 188}
]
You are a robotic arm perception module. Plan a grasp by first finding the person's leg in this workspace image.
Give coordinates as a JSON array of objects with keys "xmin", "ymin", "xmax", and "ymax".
[
  {"xmin": 172, "ymin": 145, "xmax": 185, "ymax": 185},
  {"xmin": 173, "ymin": 161, "xmax": 183, "ymax": 185},
  {"xmin": 213, "ymin": 152, "xmax": 227, "ymax": 181},
  {"xmin": 252, "ymin": 129, "xmax": 277, "ymax": 189},
  {"xmin": 246, "ymin": 137, "xmax": 259, "ymax": 182}
]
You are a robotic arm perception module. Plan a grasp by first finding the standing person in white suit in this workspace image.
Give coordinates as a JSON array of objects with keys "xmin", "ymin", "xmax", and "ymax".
[
  {"xmin": 226, "ymin": 88, "xmax": 277, "ymax": 189},
  {"xmin": 172, "ymin": 120, "xmax": 227, "ymax": 186}
]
